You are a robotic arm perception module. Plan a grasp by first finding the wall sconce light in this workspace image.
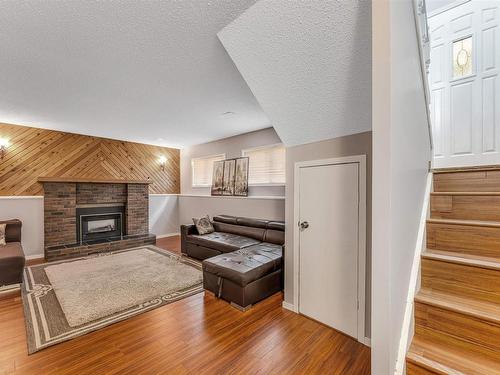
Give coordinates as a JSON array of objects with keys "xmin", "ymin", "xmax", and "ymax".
[
  {"xmin": 159, "ymin": 155, "xmax": 167, "ymax": 171},
  {"xmin": 0, "ymin": 138, "xmax": 9, "ymax": 159}
]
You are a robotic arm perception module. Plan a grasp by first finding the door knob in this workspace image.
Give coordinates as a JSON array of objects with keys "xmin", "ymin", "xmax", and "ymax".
[{"xmin": 300, "ymin": 221, "xmax": 309, "ymax": 230}]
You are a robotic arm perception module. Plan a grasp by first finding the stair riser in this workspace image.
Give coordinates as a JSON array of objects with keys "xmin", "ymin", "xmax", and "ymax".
[
  {"xmin": 406, "ymin": 362, "xmax": 440, "ymax": 375},
  {"xmin": 421, "ymin": 259, "xmax": 500, "ymax": 304},
  {"xmin": 415, "ymin": 301, "xmax": 500, "ymax": 353},
  {"xmin": 427, "ymin": 222, "xmax": 500, "ymax": 258},
  {"xmin": 408, "ymin": 168, "xmax": 500, "ymax": 374},
  {"xmin": 431, "ymin": 195, "xmax": 500, "ymax": 221},
  {"xmin": 412, "ymin": 325, "xmax": 500, "ymax": 370},
  {"xmin": 434, "ymin": 170, "xmax": 500, "ymax": 192}
]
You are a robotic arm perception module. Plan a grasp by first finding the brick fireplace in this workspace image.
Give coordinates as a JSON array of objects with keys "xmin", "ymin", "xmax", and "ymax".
[{"xmin": 40, "ymin": 178, "xmax": 155, "ymax": 261}]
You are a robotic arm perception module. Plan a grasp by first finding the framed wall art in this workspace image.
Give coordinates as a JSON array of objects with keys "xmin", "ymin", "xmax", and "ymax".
[
  {"xmin": 211, "ymin": 157, "xmax": 249, "ymax": 197},
  {"xmin": 234, "ymin": 157, "xmax": 249, "ymax": 196},
  {"xmin": 211, "ymin": 160, "xmax": 224, "ymax": 195},
  {"xmin": 222, "ymin": 159, "xmax": 236, "ymax": 196}
]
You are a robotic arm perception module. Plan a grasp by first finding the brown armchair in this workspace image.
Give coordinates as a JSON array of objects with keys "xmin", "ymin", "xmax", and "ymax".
[{"xmin": 0, "ymin": 219, "xmax": 26, "ymax": 286}]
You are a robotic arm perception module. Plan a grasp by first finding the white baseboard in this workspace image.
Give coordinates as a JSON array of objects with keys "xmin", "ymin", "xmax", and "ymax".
[
  {"xmin": 156, "ymin": 232, "xmax": 180, "ymax": 239},
  {"xmin": 361, "ymin": 337, "xmax": 371, "ymax": 347},
  {"xmin": 0, "ymin": 283, "xmax": 20, "ymax": 292},
  {"xmin": 26, "ymin": 253, "xmax": 44, "ymax": 260},
  {"xmin": 282, "ymin": 301, "xmax": 298, "ymax": 313}
]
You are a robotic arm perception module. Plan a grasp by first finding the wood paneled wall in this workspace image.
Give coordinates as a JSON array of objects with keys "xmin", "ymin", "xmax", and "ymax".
[{"xmin": 0, "ymin": 123, "xmax": 180, "ymax": 195}]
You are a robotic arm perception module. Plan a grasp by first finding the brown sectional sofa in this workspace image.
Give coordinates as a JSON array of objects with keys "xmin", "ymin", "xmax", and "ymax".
[
  {"xmin": 0, "ymin": 219, "xmax": 26, "ymax": 286},
  {"xmin": 181, "ymin": 215, "xmax": 285, "ymax": 310}
]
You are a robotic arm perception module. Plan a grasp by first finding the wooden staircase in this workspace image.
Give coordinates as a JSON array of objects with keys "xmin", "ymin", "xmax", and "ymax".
[{"xmin": 406, "ymin": 167, "xmax": 500, "ymax": 374}]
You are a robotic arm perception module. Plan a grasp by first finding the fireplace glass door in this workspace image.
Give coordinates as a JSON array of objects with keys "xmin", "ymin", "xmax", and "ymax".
[{"xmin": 76, "ymin": 206, "xmax": 125, "ymax": 243}]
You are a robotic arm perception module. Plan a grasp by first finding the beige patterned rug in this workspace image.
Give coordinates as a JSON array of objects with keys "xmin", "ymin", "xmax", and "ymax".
[{"xmin": 22, "ymin": 246, "xmax": 203, "ymax": 354}]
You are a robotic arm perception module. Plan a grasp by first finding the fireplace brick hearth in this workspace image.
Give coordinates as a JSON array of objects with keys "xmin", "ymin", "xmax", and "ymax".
[{"xmin": 42, "ymin": 180, "xmax": 154, "ymax": 261}]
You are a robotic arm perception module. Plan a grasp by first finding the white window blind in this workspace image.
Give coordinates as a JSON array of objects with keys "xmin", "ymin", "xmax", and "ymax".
[
  {"xmin": 243, "ymin": 144, "xmax": 286, "ymax": 185},
  {"xmin": 191, "ymin": 154, "xmax": 225, "ymax": 187}
]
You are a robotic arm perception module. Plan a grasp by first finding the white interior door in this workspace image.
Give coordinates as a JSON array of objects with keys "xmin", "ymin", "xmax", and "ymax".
[
  {"xmin": 429, "ymin": 0, "xmax": 500, "ymax": 168},
  {"xmin": 298, "ymin": 161, "xmax": 359, "ymax": 339}
]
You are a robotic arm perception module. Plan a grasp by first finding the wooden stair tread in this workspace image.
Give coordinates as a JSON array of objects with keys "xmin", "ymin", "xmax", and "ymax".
[
  {"xmin": 431, "ymin": 191, "xmax": 500, "ymax": 196},
  {"xmin": 416, "ymin": 289, "xmax": 500, "ymax": 324},
  {"xmin": 409, "ymin": 168, "xmax": 500, "ymax": 373},
  {"xmin": 407, "ymin": 337, "xmax": 500, "ymax": 375},
  {"xmin": 427, "ymin": 218, "xmax": 500, "ymax": 228},
  {"xmin": 422, "ymin": 250, "xmax": 500, "ymax": 270}
]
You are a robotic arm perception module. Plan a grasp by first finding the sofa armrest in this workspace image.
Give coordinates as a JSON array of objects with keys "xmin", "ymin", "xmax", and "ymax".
[
  {"xmin": 0, "ymin": 219, "xmax": 22, "ymax": 243},
  {"xmin": 181, "ymin": 224, "xmax": 198, "ymax": 237},
  {"xmin": 180, "ymin": 224, "xmax": 198, "ymax": 255}
]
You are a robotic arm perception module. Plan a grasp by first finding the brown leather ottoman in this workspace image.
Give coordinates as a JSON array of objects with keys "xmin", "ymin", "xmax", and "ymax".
[{"xmin": 202, "ymin": 243, "xmax": 283, "ymax": 310}]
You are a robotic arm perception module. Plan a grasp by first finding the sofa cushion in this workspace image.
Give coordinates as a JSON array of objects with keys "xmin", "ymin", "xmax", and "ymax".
[
  {"xmin": 213, "ymin": 215, "xmax": 285, "ymax": 232},
  {"xmin": 1, "ymin": 219, "xmax": 22, "ymax": 242},
  {"xmin": 202, "ymin": 243, "xmax": 282, "ymax": 286},
  {"xmin": 0, "ymin": 241, "xmax": 24, "ymax": 259},
  {"xmin": 238, "ymin": 243, "xmax": 283, "ymax": 268},
  {"xmin": 236, "ymin": 217, "xmax": 269, "ymax": 229},
  {"xmin": 212, "ymin": 222, "xmax": 266, "ymax": 242},
  {"xmin": 186, "ymin": 232, "xmax": 261, "ymax": 253},
  {"xmin": 0, "ymin": 224, "xmax": 5, "ymax": 246},
  {"xmin": 213, "ymin": 215, "xmax": 238, "ymax": 225},
  {"xmin": 267, "ymin": 221, "xmax": 285, "ymax": 231},
  {"xmin": 192, "ymin": 215, "xmax": 214, "ymax": 235},
  {"xmin": 263, "ymin": 229, "xmax": 285, "ymax": 245}
]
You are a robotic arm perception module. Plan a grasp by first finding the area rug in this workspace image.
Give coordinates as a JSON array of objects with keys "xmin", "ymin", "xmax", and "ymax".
[{"xmin": 22, "ymin": 245, "xmax": 203, "ymax": 354}]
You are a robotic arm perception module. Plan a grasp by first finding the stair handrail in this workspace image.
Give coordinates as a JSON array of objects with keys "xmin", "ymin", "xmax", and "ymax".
[{"xmin": 413, "ymin": 0, "xmax": 434, "ymax": 154}]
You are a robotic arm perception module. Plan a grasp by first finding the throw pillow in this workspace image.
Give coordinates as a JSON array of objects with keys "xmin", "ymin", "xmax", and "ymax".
[
  {"xmin": 192, "ymin": 215, "xmax": 214, "ymax": 235},
  {"xmin": 0, "ymin": 224, "xmax": 6, "ymax": 246}
]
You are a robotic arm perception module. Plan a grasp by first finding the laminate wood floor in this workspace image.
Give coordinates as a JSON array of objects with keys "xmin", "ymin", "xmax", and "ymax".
[{"xmin": 0, "ymin": 236, "xmax": 370, "ymax": 374}]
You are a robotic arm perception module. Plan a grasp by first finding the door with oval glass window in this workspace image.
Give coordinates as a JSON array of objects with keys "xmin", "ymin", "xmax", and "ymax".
[{"xmin": 428, "ymin": 0, "xmax": 500, "ymax": 168}]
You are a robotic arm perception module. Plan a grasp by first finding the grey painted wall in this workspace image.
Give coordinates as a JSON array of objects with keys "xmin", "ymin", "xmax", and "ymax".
[
  {"xmin": 178, "ymin": 195, "xmax": 285, "ymax": 226},
  {"xmin": 180, "ymin": 127, "xmax": 285, "ymax": 197},
  {"xmin": 284, "ymin": 131, "xmax": 373, "ymax": 338},
  {"xmin": 149, "ymin": 195, "xmax": 179, "ymax": 237},
  {"xmin": 179, "ymin": 127, "xmax": 286, "ymax": 225}
]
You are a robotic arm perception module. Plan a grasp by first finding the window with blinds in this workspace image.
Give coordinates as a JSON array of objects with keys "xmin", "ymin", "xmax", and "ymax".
[
  {"xmin": 191, "ymin": 154, "xmax": 225, "ymax": 187},
  {"xmin": 242, "ymin": 144, "xmax": 286, "ymax": 185}
]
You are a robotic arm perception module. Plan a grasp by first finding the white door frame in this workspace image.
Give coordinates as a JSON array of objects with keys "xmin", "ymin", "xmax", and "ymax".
[
  {"xmin": 429, "ymin": 0, "xmax": 500, "ymax": 168},
  {"xmin": 293, "ymin": 155, "xmax": 367, "ymax": 345}
]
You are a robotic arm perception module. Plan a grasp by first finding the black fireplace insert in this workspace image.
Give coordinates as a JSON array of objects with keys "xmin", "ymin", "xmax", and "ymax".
[{"xmin": 76, "ymin": 206, "xmax": 125, "ymax": 243}]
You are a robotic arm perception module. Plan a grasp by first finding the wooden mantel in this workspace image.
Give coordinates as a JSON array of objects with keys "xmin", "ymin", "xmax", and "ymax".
[{"xmin": 37, "ymin": 177, "xmax": 152, "ymax": 184}]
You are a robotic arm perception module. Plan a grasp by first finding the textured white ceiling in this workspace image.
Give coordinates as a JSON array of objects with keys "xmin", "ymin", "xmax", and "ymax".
[
  {"xmin": 218, "ymin": 0, "xmax": 372, "ymax": 147},
  {"xmin": 0, "ymin": 0, "xmax": 271, "ymax": 148}
]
